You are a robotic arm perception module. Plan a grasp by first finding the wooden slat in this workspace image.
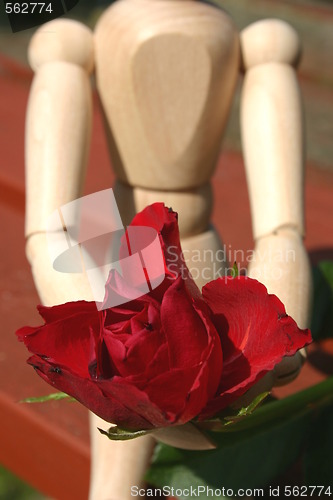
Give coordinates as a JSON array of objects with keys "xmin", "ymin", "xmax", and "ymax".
[{"xmin": 0, "ymin": 392, "xmax": 90, "ymax": 500}]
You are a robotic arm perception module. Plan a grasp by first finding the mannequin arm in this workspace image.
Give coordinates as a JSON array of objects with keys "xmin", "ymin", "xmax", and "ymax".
[
  {"xmin": 240, "ymin": 19, "xmax": 312, "ymax": 385},
  {"xmin": 26, "ymin": 18, "xmax": 94, "ymax": 300}
]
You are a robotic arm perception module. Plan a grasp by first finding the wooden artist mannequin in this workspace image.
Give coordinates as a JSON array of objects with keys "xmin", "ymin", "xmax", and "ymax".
[{"xmin": 25, "ymin": 0, "xmax": 312, "ymax": 498}]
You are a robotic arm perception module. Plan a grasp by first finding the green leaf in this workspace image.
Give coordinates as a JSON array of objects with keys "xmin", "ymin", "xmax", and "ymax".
[
  {"xmin": 201, "ymin": 392, "xmax": 271, "ymax": 430},
  {"xmin": 230, "ymin": 262, "xmax": 239, "ymax": 278},
  {"xmin": 319, "ymin": 261, "xmax": 333, "ymax": 288},
  {"xmin": 304, "ymin": 404, "xmax": 333, "ymax": 487},
  {"xmin": 148, "ymin": 413, "xmax": 309, "ymax": 499},
  {"xmin": 223, "ymin": 391, "xmax": 270, "ymax": 424},
  {"xmin": 210, "ymin": 377, "xmax": 333, "ymax": 434},
  {"xmin": 20, "ymin": 392, "xmax": 75, "ymax": 403},
  {"xmin": 146, "ymin": 378, "xmax": 333, "ymax": 496},
  {"xmin": 98, "ymin": 426, "xmax": 153, "ymax": 441},
  {"xmin": 311, "ymin": 261, "xmax": 333, "ymax": 341}
]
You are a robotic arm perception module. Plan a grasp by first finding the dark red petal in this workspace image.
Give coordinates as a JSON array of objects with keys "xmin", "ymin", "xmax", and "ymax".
[
  {"xmin": 138, "ymin": 314, "xmax": 222, "ymax": 425},
  {"xmin": 138, "ymin": 343, "xmax": 170, "ymax": 382},
  {"xmin": 131, "ymin": 307, "xmax": 222, "ymax": 424},
  {"xmin": 15, "ymin": 301, "xmax": 97, "ymax": 337},
  {"xmin": 28, "ymin": 355, "xmax": 153, "ymax": 430},
  {"xmin": 36, "ymin": 301, "xmax": 97, "ymax": 324},
  {"xmin": 109, "ymin": 203, "xmax": 200, "ymax": 303},
  {"xmin": 103, "ymin": 268, "xmax": 149, "ymax": 309},
  {"xmin": 101, "ymin": 299, "xmax": 165, "ymax": 377},
  {"xmin": 193, "ymin": 300, "xmax": 223, "ymax": 399},
  {"xmin": 103, "ymin": 266, "xmax": 166, "ymax": 311},
  {"xmin": 129, "ymin": 203, "xmax": 180, "ymax": 249},
  {"xmin": 16, "ymin": 325, "xmax": 39, "ymax": 341},
  {"xmin": 142, "ymin": 352, "xmax": 219, "ymax": 426},
  {"xmin": 104, "ymin": 293, "xmax": 160, "ymax": 327},
  {"xmin": 99, "ymin": 377, "xmax": 173, "ymax": 428},
  {"xmin": 145, "ymin": 278, "xmax": 223, "ymax": 422},
  {"xmin": 103, "ymin": 328, "xmax": 166, "ymax": 378},
  {"xmin": 130, "ymin": 204, "xmax": 201, "ymax": 294},
  {"xmin": 142, "ymin": 365, "xmax": 204, "ymax": 424},
  {"xmin": 201, "ymin": 276, "xmax": 312, "ymax": 417},
  {"xmin": 16, "ymin": 302, "xmax": 101, "ymax": 378},
  {"xmin": 125, "ymin": 203, "xmax": 181, "ymax": 277},
  {"xmin": 161, "ymin": 277, "xmax": 211, "ymax": 369},
  {"xmin": 175, "ymin": 304, "xmax": 223, "ymax": 423}
]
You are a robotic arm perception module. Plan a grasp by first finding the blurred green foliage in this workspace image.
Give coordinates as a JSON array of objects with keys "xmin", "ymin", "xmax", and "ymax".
[
  {"xmin": 0, "ymin": 466, "xmax": 44, "ymax": 500},
  {"xmin": 147, "ymin": 378, "xmax": 333, "ymax": 498},
  {"xmin": 311, "ymin": 261, "xmax": 333, "ymax": 341}
]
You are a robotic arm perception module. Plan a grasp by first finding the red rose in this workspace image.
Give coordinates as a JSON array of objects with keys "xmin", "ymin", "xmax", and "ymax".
[{"xmin": 16, "ymin": 203, "xmax": 312, "ymax": 430}]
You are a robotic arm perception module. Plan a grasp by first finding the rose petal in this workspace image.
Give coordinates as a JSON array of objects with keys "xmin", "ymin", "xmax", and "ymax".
[
  {"xmin": 142, "ymin": 365, "xmax": 205, "ymax": 424},
  {"xmin": 99, "ymin": 377, "xmax": 173, "ymax": 428},
  {"xmin": 127, "ymin": 203, "xmax": 200, "ymax": 300},
  {"xmin": 142, "ymin": 340, "xmax": 221, "ymax": 425},
  {"xmin": 201, "ymin": 276, "xmax": 312, "ymax": 417},
  {"xmin": 27, "ymin": 355, "xmax": 153, "ymax": 429},
  {"xmin": 138, "ymin": 343, "xmax": 170, "ymax": 382},
  {"xmin": 16, "ymin": 302, "xmax": 99, "ymax": 378},
  {"xmin": 193, "ymin": 300, "xmax": 223, "ymax": 399},
  {"xmin": 130, "ymin": 203, "xmax": 180, "ymax": 250},
  {"xmin": 161, "ymin": 277, "xmax": 212, "ymax": 369},
  {"xmin": 36, "ymin": 301, "xmax": 97, "ymax": 323},
  {"xmin": 102, "ymin": 327, "xmax": 166, "ymax": 378}
]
